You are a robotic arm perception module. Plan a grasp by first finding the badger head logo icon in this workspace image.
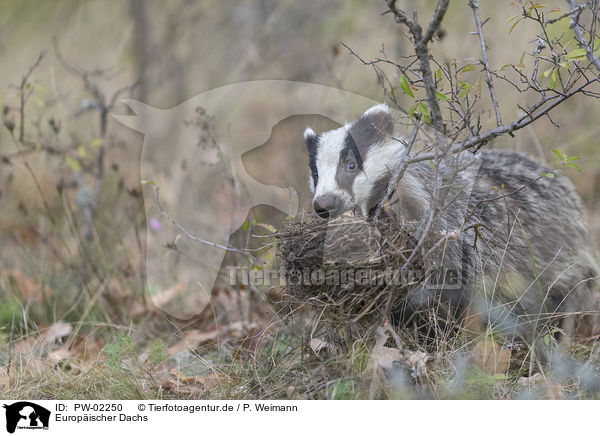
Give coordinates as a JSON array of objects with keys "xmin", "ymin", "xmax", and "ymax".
[
  {"xmin": 3, "ymin": 402, "xmax": 50, "ymax": 433},
  {"xmin": 112, "ymin": 80, "xmax": 382, "ymax": 318}
]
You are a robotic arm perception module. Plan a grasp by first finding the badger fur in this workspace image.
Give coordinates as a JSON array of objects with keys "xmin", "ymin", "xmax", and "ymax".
[{"xmin": 304, "ymin": 104, "xmax": 600, "ymax": 340}]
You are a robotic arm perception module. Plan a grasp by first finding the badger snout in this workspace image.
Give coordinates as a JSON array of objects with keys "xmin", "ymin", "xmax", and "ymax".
[{"xmin": 313, "ymin": 194, "xmax": 342, "ymax": 219}]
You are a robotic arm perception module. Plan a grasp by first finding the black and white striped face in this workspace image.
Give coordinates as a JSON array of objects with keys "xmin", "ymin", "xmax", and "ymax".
[{"xmin": 304, "ymin": 104, "xmax": 404, "ymax": 218}]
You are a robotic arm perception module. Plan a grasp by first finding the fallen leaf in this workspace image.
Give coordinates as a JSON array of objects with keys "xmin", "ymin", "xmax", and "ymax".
[
  {"xmin": 149, "ymin": 283, "xmax": 188, "ymax": 309},
  {"xmin": 14, "ymin": 336, "xmax": 36, "ymax": 354},
  {"xmin": 159, "ymin": 369, "xmax": 229, "ymax": 395},
  {"xmin": 472, "ymin": 339, "xmax": 511, "ymax": 375},
  {"xmin": 48, "ymin": 347, "xmax": 73, "ymax": 365},
  {"xmin": 405, "ymin": 350, "xmax": 429, "ymax": 379},
  {"xmin": 309, "ymin": 338, "xmax": 332, "ymax": 355},
  {"xmin": 43, "ymin": 321, "xmax": 72, "ymax": 344},
  {"xmin": 167, "ymin": 329, "xmax": 220, "ymax": 355},
  {"xmin": 131, "ymin": 283, "xmax": 188, "ymax": 317},
  {"xmin": 370, "ymin": 327, "xmax": 403, "ymax": 371},
  {"xmin": 167, "ymin": 322, "xmax": 254, "ymax": 356},
  {"xmin": 517, "ymin": 372, "xmax": 543, "ymax": 386}
]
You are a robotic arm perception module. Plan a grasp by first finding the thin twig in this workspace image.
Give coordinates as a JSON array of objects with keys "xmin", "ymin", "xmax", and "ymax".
[
  {"xmin": 151, "ymin": 185, "xmax": 255, "ymax": 259},
  {"xmin": 19, "ymin": 50, "xmax": 46, "ymax": 142},
  {"xmin": 469, "ymin": 0, "xmax": 502, "ymax": 127},
  {"xmin": 373, "ymin": 121, "xmax": 421, "ymax": 220},
  {"xmin": 568, "ymin": 0, "xmax": 600, "ymax": 72}
]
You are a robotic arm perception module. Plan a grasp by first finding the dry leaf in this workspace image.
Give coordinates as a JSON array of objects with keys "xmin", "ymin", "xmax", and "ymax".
[
  {"xmin": 167, "ymin": 329, "xmax": 221, "ymax": 356},
  {"xmin": 70, "ymin": 336, "xmax": 103, "ymax": 361},
  {"xmin": 43, "ymin": 321, "xmax": 72, "ymax": 344},
  {"xmin": 130, "ymin": 283, "xmax": 188, "ymax": 317},
  {"xmin": 405, "ymin": 350, "xmax": 429, "ymax": 379},
  {"xmin": 517, "ymin": 373, "xmax": 543, "ymax": 386},
  {"xmin": 370, "ymin": 327, "xmax": 403, "ymax": 371},
  {"xmin": 472, "ymin": 339, "xmax": 511, "ymax": 374},
  {"xmin": 149, "ymin": 283, "xmax": 188, "ymax": 309},
  {"xmin": 159, "ymin": 369, "xmax": 220, "ymax": 395},
  {"xmin": 14, "ymin": 336, "xmax": 36, "ymax": 354},
  {"xmin": 167, "ymin": 322, "xmax": 254, "ymax": 356},
  {"xmin": 309, "ymin": 338, "xmax": 332, "ymax": 355},
  {"xmin": 48, "ymin": 347, "xmax": 73, "ymax": 365}
]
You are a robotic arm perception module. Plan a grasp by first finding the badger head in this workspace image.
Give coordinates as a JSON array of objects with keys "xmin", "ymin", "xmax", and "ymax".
[{"xmin": 304, "ymin": 104, "xmax": 404, "ymax": 218}]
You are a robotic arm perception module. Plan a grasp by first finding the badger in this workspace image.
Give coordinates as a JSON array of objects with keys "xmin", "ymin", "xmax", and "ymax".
[{"xmin": 303, "ymin": 103, "xmax": 600, "ymax": 341}]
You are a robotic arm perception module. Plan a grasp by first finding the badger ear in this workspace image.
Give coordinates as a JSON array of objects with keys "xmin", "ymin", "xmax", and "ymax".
[
  {"xmin": 357, "ymin": 104, "xmax": 393, "ymax": 137},
  {"xmin": 304, "ymin": 127, "xmax": 318, "ymax": 152}
]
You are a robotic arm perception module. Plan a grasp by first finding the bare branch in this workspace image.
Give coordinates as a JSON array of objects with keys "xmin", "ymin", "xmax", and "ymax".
[
  {"xmin": 151, "ymin": 185, "xmax": 255, "ymax": 260},
  {"xmin": 386, "ymin": 0, "xmax": 449, "ymax": 134},
  {"xmin": 568, "ymin": 0, "xmax": 600, "ymax": 72},
  {"xmin": 19, "ymin": 50, "xmax": 46, "ymax": 141},
  {"xmin": 421, "ymin": 0, "xmax": 450, "ymax": 45},
  {"xmin": 469, "ymin": 0, "xmax": 502, "ymax": 127},
  {"xmin": 407, "ymin": 75, "xmax": 599, "ymax": 163},
  {"xmin": 373, "ymin": 121, "xmax": 421, "ymax": 220}
]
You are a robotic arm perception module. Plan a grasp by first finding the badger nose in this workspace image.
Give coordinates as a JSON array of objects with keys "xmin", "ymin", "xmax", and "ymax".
[{"xmin": 313, "ymin": 194, "xmax": 342, "ymax": 219}]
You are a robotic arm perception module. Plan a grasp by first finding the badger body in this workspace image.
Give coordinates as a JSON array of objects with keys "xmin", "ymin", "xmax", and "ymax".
[{"xmin": 304, "ymin": 104, "xmax": 599, "ymax": 339}]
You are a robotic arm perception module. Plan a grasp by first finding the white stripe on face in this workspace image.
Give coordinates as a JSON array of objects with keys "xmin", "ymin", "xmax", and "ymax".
[{"xmin": 314, "ymin": 125, "xmax": 353, "ymax": 207}]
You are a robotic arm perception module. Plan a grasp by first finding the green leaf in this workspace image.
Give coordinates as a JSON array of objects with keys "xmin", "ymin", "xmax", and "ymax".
[
  {"xmin": 567, "ymin": 162, "xmax": 582, "ymax": 172},
  {"xmin": 549, "ymin": 68, "xmax": 557, "ymax": 89},
  {"xmin": 544, "ymin": 172, "xmax": 555, "ymax": 178},
  {"xmin": 529, "ymin": 2, "xmax": 546, "ymax": 12},
  {"xmin": 77, "ymin": 145, "xmax": 87, "ymax": 158},
  {"xmin": 506, "ymin": 14, "xmax": 520, "ymax": 24},
  {"xmin": 435, "ymin": 69, "xmax": 443, "ymax": 80},
  {"xmin": 519, "ymin": 51, "xmax": 526, "ymax": 65},
  {"xmin": 429, "ymin": 160, "xmax": 435, "ymax": 169},
  {"xmin": 566, "ymin": 155, "xmax": 580, "ymax": 161},
  {"xmin": 255, "ymin": 222, "xmax": 277, "ymax": 233},
  {"xmin": 552, "ymin": 149, "xmax": 565, "ymax": 160},
  {"xmin": 436, "ymin": 91, "xmax": 449, "ymax": 102},
  {"xmin": 499, "ymin": 64, "xmax": 512, "ymax": 72},
  {"xmin": 411, "ymin": 102, "xmax": 431, "ymax": 124},
  {"xmin": 542, "ymin": 68, "xmax": 553, "ymax": 78},
  {"xmin": 242, "ymin": 220, "xmax": 251, "ymax": 231},
  {"xmin": 33, "ymin": 96, "xmax": 44, "ymax": 108},
  {"xmin": 89, "ymin": 138, "xmax": 103, "ymax": 148},
  {"xmin": 398, "ymin": 74, "xmax": 415, "ymax": 98},
  {"xmin": 565, "ymin": 48, "xmax": 587, "ymax": 59},
  {"xmin": 458, "ymin": 82, "xmax": 472, "ymax": 98},
  {"xmin": 460, "ymin": 64, "xmax": 476, "ymax": 73},
  {"xmin": 65, "ymin": 156, "xmax": 81, "ymax": 173},
  {"xmin": 509, "ymin": 20, "xmax": 520, "ymax": 35}
]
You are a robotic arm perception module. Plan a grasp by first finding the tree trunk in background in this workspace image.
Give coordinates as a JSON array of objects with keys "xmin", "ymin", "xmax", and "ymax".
[{"xmin": 130, "ymin": 0, "xmax": 151, "ymax": 102}]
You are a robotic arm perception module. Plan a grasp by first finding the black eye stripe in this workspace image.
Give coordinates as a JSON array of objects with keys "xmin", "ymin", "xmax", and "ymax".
[
  {"xmin": 341, "ymin": 132, "xmax": 364, "ymax": 171},
  {"xmin": 307, "ymin": 135, "xmax": 319, "ymax": 186}
]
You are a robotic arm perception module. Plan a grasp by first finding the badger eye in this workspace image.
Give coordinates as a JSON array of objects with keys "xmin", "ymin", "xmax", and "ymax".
[{"xmin": 346, "ymin": 161, "xmax": 357, "ymax": 171}]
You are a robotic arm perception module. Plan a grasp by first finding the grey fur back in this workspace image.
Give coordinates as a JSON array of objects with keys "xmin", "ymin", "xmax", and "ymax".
[{"xmin": 393, "ymin": 149, "xmax": 599, "ymax": 338}]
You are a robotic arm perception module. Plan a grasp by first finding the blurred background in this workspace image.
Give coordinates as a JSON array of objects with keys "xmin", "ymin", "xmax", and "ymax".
[{"xmin": 1, "ymin": 0, "xmax": 599, "ymax": 399}]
